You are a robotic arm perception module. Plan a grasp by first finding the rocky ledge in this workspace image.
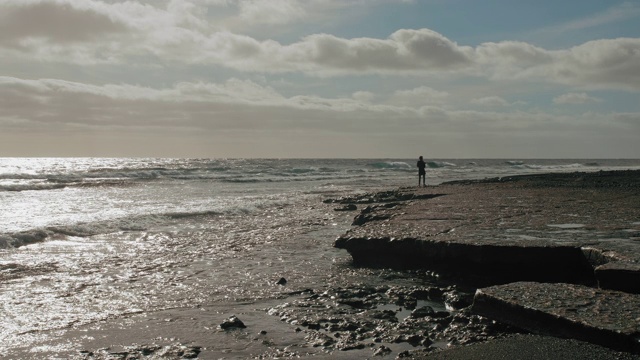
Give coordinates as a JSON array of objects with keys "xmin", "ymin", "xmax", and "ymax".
[{"xmin": 333, "ymin": 170, "xmax": 640, "ymax": 355}]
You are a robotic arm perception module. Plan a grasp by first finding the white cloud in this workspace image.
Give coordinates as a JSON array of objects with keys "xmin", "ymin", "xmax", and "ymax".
[
  {"xmin": 0, "ymin": 1, "xmax": 475, "ymax": 72},
  {"xmin": 1, "ymin": 1, "xmax": 639, "ymax": 91},
  {"xmin": 474, "ymin": 38, "xmax": 640, "ymax": 90},
  {"xmin": 553, "ymin": 92, "xmax": 602, "ymax": 105}
]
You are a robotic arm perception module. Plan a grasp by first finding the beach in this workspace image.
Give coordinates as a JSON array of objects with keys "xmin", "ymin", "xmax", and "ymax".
[{"xmin": 1, "ymin": 160, "xmax": 640, "ymax": 359}]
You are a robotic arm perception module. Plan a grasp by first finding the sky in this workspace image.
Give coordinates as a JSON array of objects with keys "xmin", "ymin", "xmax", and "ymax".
[{"xmin": 0, "ymin": 0, "xmax": 639, "ymax": 158}]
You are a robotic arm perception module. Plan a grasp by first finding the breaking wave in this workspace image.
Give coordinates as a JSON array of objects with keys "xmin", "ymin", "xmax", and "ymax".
[
  {"xmin": 368, "ymin": 161, "xmax": 411, "ymax": 170},
  {"xmin": 0, "ymin": 179, "xmax": 133, "ymax": 192},
  {"xmin": 505, "ymin": 161, "xmax": 524, "ymax": 166},
  {"xmin": 427, "ymin": 161, "xmax": 457, "ymax": 168},
  {"xmin": 506, "ymin": 161, "xmax": 590, "ymax": 171},
  {"xmin": 2, "ymin": 212, "xmax": 212, "ymax": 249},
  {"xmin": 0, "ymin": 200, "xmax": 288, "ymax": 249}
]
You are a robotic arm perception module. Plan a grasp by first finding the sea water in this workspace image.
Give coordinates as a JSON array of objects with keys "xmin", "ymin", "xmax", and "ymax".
[{"xmin": 1, "ymin": 158, "xmax": 639, "ymax": 357}]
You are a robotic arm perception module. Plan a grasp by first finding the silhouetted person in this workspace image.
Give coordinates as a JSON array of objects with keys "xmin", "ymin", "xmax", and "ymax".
[{"xmin": 417, "ymin": 156, "xmax": 426, "ymax": 187}]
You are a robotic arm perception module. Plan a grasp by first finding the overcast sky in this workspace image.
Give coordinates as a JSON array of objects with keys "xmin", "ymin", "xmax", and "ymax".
[{"xmin": 1, "ymin": 0, "xmax": 639, "ymax": 158}]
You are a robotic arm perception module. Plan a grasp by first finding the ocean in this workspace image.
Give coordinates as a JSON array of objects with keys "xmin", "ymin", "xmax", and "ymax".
[{"xmin": 1, "ymin": 158, "xmax": 639, "ymax": 358}]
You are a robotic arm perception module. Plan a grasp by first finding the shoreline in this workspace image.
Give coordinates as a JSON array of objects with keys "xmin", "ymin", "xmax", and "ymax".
[
  {"xmin": 334, "ymin": 169, "xmax": 640, "ymax": 356},
  {"xmin": 3, "ymin": 168, "xmax": 639, "ymax": 359}
]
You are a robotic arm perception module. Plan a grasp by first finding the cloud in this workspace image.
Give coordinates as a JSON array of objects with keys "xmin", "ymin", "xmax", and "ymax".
[
  {"xmin": 352, "ymin": 91, "xmax": 375, "ymax": 102},
  {"xmin": 474, "ymin": 38, "xmax": 640, "ymax": 90},
  {"xmin": 270, "ymin": 29, "xmax": 473, "ymax": 75},
  {"xmin": 388, "ymin": 86, "xmax": 449, "ymax": 107},
  {"xmin": 553, "ymin": 92, "xmax": 602, "ymax": 105},
  {"xmin": 554, "ymin": 38, "xmax": 640, "ymax": 90},
  {"xmin": 218, "ymin": 0, "xmax": 403, "ymax": 28},
  {"xmin": 0, "ymin": 0, "xmax": 211, "ymax": 63},
  {"xmin": 0, "ymin": 76, "xmax": 400, "ymax": 133},
  {"xmin": 237, "ymin": 0, "xmax": 307, "ymax": 25},
  {"xmin": 0, "ymin": 1, "xmax": 475, "ymax": 72},
  {"xmin": 539, "ymin": 2, "xmax": 640, "ymax": 34},
  {"xmin": 0, "ymin": 1, "xmax": 639, "ymax": 91},
  {"xmin": 471, "ymin": 96, "xmax": 510, "ymax": 107},
  {"xmin": 1, "ymin": 75, "xmax": 634, "ymax": 131},
  {"xmin": 0, "ymin": 0, "xmax": 128, "ymax": 46},
  {"xmin": 1, "ymin": 75, "xmax": 638, "ymax": 157}
]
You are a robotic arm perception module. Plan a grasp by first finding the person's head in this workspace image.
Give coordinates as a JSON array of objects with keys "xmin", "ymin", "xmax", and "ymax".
[{"xmin": 419, "ymin": 156, "xmax": 423, "ymax": 160}]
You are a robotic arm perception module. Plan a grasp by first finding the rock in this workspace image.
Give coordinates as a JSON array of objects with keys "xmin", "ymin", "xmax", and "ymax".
[
  {"xmin": 219, "ymin": 315, "xmax": 246, "ymax": 329},
  {"xmin": 396, "ymin": 295, "xmax": 417, "ymax": 309},
  {"xmin": 337, "ymin": 298, "xmax": 368, "ymax": 309},
  {"xmin": 369, "ymin": 309, "xmax": 398, "ymax": 322},
  {"xmin": 334, "ymin": 236, "xmax": 595, "ymax": 283},
  {"xmin": 373, "ymin": 345, "xmax": 392, "ymax": 356},
  {"xmin": 337, "ymin": 339, "xmax": 366, "ymax": 351},
  {"xmin": 306, "ymin": 332, "xmax": 334, "ymax": 347},
  {"xmin": 82, "ymin": 344, "xmax": 201, "ymax": 359},
  {"xmin": 408, "ymin": 286, "xmax": 444, "ymax": 300},
  {"xmin": 595, "ymin": 262, "xmax": 640, "ymax": 294},
  {"xmin": 351, "ymin": 205, "xmax": 393, "ymax": 226},
  {"xmin": 471, "ymin": 282, "xmax": 640, "ymax": 354},
  {"xmin": 335, "ymin": 171, "xmax": 640, "ymax": 287},
  {"xmin": 444, "ymin": 291, "xmax": 474, "ymax": 310},
  {"xmin": 411, "ymin": 305, "xmax": 435, "ymax": 318},
  {"xmin": 334, "ymin": 204, "xmax": 357, "ymax": 211},
  {"xmin": 327, "ymin": 321, "xmax": 360, "ymax": 332},
  {"xmin": 415, "ymin": 334, "xmax": 640, "ymax": 360},
  {"xmin": 276, "ymin": 277, "xmax": 287, "ymax": 285},
  {"xmin": 324, "ymin": 190, "xmax": 441, "ymax": 206}
]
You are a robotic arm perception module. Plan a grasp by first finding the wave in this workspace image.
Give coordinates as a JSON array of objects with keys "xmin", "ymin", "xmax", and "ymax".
[
  {"xmin": 0, "ymin": 165, "xmax": 333, "ymax": 189},
  {"xmin": 505, "ymin": 161, "xmax": 524, "ymax": 166},
  {"xmin": 0, "ymin": 183, "xmax": 68, "ymax": 192},
  {"xmin": 283, "ymin": 167, "xmax": 319, "ymax": 174},
  {"xmin": 0, "ymin": 179, "xmax": 133, "ymax": 192},
  {"xmin": 0, "ymin": 230, "xmax": 50, "ymax": 248},
  {"xmin": 0, "ymin": 163, "xmax": 230, "ymax": 182},
  {"xmin": 0, "ymin": 212, "xmax": 215, "ymax": 249},
  {"xmin": 0, "ymin": 197, "xmax": 291, "ymax": 249},
  {"xmin": 369, "ymin": 161, "xmax": 411, "ymax": 169},
  {"xmin": 507, "ymin": 162, "xmax": 588, "ymax": 171},
  {"xmin": 427, "ymin": 161, "xmax": 457, "ymax": 168}
]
